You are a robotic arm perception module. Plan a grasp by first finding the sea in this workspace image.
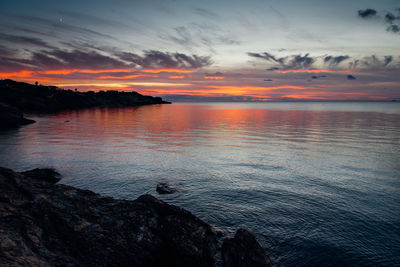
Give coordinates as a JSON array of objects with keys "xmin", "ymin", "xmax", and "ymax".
[{"xmin": 0, "ymin": 102, "xmax": 399, "ymax": 266}]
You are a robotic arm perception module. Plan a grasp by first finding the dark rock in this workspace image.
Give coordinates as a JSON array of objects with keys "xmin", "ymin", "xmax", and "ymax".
[
  {"xmin": 0, "ymin": 79, "xmax": 171, "ymax": 114},
  {"xmin": 156, "ymin": 182, "xmax": 177, "ymax": 194},
  {"xmin": 0, "ymin": 167, "xmax": 222, "ymax": 266},
  {"xmin": 0, "ymin": 102, "xmax": 35, "ymax": 130},
  {"xmin": 21, "ymin": 168, "xmax": 61, "ymax": 184},
  {"xmin": 0, "ymin": 167, "xmax": 271, "ymax": 266},
  {"xmin": 222, "ymin": 229, "xmax": 272, "ymax": 267}
]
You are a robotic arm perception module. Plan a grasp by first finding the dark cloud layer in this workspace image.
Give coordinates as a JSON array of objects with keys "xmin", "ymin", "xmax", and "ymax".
[
  {"xmin": 324, "ymin": 55, "xmax": 350, "ymax": 66},
  {"xmin": 118, "ymin": 50, "xmax": 212, "ymax": 69},
  {"xmin": 248, "ymin": 52, "xmax": 314, "ymax": 70},
  {"xmin": 250, "ymin": 51, "xmax": 398, "ymax": 71},
  {"xmin": 0, "ymin": 33, "xmax": 54, "ymax": 49},
  {"xmin": 358, "ymin": 9, "xmax": 377, "ymax": 18},
  {"xmin": 0, "ymin": 47, "xmax": 212, "ymax": 71}
]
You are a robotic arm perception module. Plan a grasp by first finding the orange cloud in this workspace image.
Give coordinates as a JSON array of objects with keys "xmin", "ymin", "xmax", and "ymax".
[
  {"xmin": 0, "ymin": 68, "xmax": 134, "ymax": 78},
  {"xmin": 275, "ymin": 69, "xmax": 353, "ymax": 74},
  {"xmin": 0, "ymin": 70, "xmax": 35, "ymax": 78},
  {"xmin": 97, "ymin": 74, "xmax": 157, "ymax": 79},
  {"xmin": 141, "ymin": 68, "xmax": 196, "ymax": 73},
  {"xmin": 204, "ymin": 76, "xmax": 225, "ymax": 80},
  {"xmin": 43, "ymin": 69, "xmax": 133, "ymax": 75},
  {"xmin": 207, "ymin": 85, "xmax": 311, "ymax": 93},
  {"xmin": 140, "ymin": 84, "xmax": 314, "ymax": 97},
  {"xmin": 168, "ymin": 75, "xmax": 185, "ymax": 79}
]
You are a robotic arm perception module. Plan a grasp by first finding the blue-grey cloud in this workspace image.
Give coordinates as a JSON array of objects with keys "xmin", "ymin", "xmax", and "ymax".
[
  {"xmin": 358, "ymin": 9, "xmax": 377, "ymax": 18},
  {"xmin": 249, "ymin": 52, "xmax": 314, "ymax": 70},
  {"xmin": 117, "ymin": 50, "xmax": 212, "ymax": 69},
  {"xmin": 0, "ymin": 46, "xmax": 213, "ymax": 71},
  {"xmin": 358, "ymin": 8, "xmax": 400, "ymax": 35},
  {"xmin": 384, "ymin": 56, "xmax": 393, "ymax": 66},
  {"xmin": 193, "ymin": 8, "xmax": 219, "ymax": 19},
  {"xmin": 311, "ymin": 75, "xmax": 327, "ymax": 79},
  {"xmin": 0, "ymin": 33, "xmax": 54, "ymax": 49},
  {"xmin": 159, "ymin": 24, "xmax": 239, "ymax": 53},
  {"xmin": 324, "ymin": 55, "xmax": 350, "ymax": 66},
  {"xmin": 387, "ymin": 24, "xmax": 400, "ymax": 33}
]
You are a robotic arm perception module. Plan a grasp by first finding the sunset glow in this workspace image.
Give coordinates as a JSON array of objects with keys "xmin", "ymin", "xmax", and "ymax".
[
  {"xmin": 204, "ymin": 76, "xmax": 225, "ymax": 80},
  {"xmin": 141, "ymin": 69, "xmax": 196, "ymax": 74},
  {"xmin": 0, "ymin": 0, "xmax": 398, "ymax": 101}
]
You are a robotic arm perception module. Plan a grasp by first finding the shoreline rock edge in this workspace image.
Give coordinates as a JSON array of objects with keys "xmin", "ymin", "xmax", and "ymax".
[{"xmin": 0, "ymin": 167, "xmax": 271, "ymax": 267}]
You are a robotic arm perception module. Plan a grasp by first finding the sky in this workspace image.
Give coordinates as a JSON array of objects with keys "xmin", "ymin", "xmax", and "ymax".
[{"xmin": 0, "ymin": 0, "xmax": 399, "ymax": 101}]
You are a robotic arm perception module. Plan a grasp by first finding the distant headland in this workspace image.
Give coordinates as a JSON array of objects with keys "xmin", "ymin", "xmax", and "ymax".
[{"xmin": 0, "ymin": 79, "xmax": 170, "ymax": 130}]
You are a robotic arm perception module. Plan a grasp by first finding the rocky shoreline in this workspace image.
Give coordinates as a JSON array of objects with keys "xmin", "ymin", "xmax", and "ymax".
[
  {"xmin": 0, "ymin": 167, "xmax": 271, "ymax": 267},
  {"xmin": 0, "ymin": 79, "xmax": 170, "ymax": 130}
]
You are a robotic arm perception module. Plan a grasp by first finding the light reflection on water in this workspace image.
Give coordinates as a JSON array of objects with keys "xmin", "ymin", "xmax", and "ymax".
[{"xmin": 0, "ymin": 102, "xmax": 400, "ymax": 266}]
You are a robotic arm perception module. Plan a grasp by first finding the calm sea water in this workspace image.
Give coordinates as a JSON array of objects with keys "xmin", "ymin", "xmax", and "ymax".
[{"xmin": 1, "ymin": 102, "xmax": 399, "ymax": 266}]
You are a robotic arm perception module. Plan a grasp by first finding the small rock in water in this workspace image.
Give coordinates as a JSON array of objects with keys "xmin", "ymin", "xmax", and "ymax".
[{"xmin": 156, "ymin": 182, "xmax": 177, "ymax": 194}]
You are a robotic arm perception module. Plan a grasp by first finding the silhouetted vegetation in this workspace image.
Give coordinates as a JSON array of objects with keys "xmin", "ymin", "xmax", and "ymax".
[{"xmin": 0, "ymin": 79, "xmax": 170, "ymax": 114}]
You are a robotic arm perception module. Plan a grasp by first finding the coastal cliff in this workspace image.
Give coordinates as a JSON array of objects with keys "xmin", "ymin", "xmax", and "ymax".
[
  {"xmin": 0, "ymin": 167, "xmax": 271, "ymax": 267},
  {"xmin": 0, "ymin": 79, "xmax": 170, "ymax": 130}
]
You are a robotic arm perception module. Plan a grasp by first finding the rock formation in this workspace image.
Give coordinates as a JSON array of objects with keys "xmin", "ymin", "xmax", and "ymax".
[
  {"xmin": 0, "ymin": 102, "xmax": 35, "ymax": 130},
  {"xmin": 0, "ymin": 167, "xmax": 271, "ymax": 267},
  {"xmin": 0, "ymin": 79, "xmax": 170, "ymax": 130},
  {"xmin": 156, "ymin": 182, "xmax": 177, "ymax": 194}
]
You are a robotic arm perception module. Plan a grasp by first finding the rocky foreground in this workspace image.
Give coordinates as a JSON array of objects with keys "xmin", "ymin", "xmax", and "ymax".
[
  {"xmin": 0, "ymin": 167, "xmax": 271, "ymax": 267},
  {"xmin": 0, "ymin": 79, "xmax": 170, "ymax": 130}
]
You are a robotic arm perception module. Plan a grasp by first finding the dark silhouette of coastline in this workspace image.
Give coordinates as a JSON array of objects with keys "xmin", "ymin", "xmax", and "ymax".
[
  {"xmin": 0, "ymin": 79, "xmax": 170, "ymax": 130},
  {"xmin": 0, "ymin": 167, "xmax": 271, "ymax": 267}
]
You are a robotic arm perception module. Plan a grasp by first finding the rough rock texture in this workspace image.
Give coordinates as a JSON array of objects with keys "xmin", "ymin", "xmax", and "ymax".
[
  {"xmin": 156, "ymin": 182, "xmax": 177, "ymax": 194},
  {"xmin": 0, "ymin": 102, "xmax": 35, "ymax": 130},
  {"xmin": 0, "ymin": 167, "xmax": 271, "ymax": 267},
  {"xmin": 0, "ymin": 79, "xmax": 170, "ymax": 114},
  {"xmin": 222, "ymin": 229, "xmax": 271, "ymax": 267}
]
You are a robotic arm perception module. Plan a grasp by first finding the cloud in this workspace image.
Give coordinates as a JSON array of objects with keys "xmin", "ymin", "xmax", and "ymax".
[
  {"xmin": 161, "ymin": 94, "xmax": 267, "ymax": 102},
  {"xmin": 0, "ymin": 33, "xmax": 54, "ymax": 49},
  {"xmin": 324, "ymin": 55, "xmax": 350, "ymax": 66},
  {"xmin": 352, "ymin": 55, "xmax": 398, "ymax": 69},
  {"xmin": 159, "ymin": 24, "xmax": 239, "ymax": 53},
  {"xmin": 248, "ymin": 52, "xmax": 285, "ymax": 64},
  {"xmin": 385, "ymin": 12, "xmax": 397, "ymax": 24},
  {"xmin": 37, "ymin": 49, "xmax": 128, "ymax": 70},
  {"xmin": 0, "ymin": 47, "xmax": 213, "ymax": 72},
  {"xmin": 311, "ymin": 75, "xmax": 326, "ymax": 79},
  {"xmin": 118, "ymin": 50, "xmax": 212, "ymax": 69},
  {"xmin": 193, "ymin": 8, "xmax": 219, "ymax": 19},
  {"xmin": 358, "ymin": 9, "xmax": 377, "ymax": 18},
  {"xmin": 251, "ymin": 51, "xmax": 398, "ymax": 71},
  {"xmin": 248, "ymin": 52, "xmax": 314, "ymax": 70},
  {"xmin": 387, "ymin": 24, "xmax": 400, "ymax": 33},
  {"xmin": 347, "ymin": 75, "xmax": 356, "ymax": 80},
  {"xmin": 357, "ymin": 8, "xmax": 400, "ymax": 35},
  {"xmin": 204, "ymin": 71, "xmax": 224, "ymax": 79},
  {"xmin": 384, "ymin": 56, "xmax": 393, "ymax": 66}
]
